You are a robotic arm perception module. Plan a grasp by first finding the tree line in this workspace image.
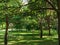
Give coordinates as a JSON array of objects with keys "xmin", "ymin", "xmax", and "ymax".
[{"xmin": 0, "ymin": 0, "xmax": 60, "ymax": 45}]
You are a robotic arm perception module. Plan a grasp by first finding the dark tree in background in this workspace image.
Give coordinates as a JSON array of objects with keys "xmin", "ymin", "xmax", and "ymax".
[{"xmin": 4, "ymin": 15, "xmax": 9, "ymax": 45}]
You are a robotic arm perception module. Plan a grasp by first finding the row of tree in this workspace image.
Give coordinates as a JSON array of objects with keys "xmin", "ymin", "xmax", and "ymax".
[{"xmin": 0, "ymin": 0, "xmax": 60, "ymax": 45}]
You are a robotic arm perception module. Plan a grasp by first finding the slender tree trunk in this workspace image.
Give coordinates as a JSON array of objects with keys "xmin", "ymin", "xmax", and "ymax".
[
  {"xmin": 57, "ymin": 0, "xmax": 60, "ymax": 45},
  {"xmin": 39, "ymin": 18, "xmax": 43, "ymax": 38},
  {"xmin": 40, "ymin": 22, "xmax": 43, "ymax": 38},
  {"xmin": 4, "ymin": 15, "xmax": 8, "ymax": 45},
  {"xmin": 48, "ymin": 22, "xmax": 51, "ymax": 35},
  {"xmin": 47, "ymin": 17, "xmax": 51, "ymax": 35},
  {"xmin": 46, "ymin": 16, "xmax": 51, "ymax": 35}
]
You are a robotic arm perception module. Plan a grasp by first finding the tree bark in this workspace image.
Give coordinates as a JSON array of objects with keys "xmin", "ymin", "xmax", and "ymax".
[
  {"xmin": 57, "ymin": 0, "xmax": 60, "ymax": 45},
  {"xmin": 39, "ymin": 18, "xmax": 43, "ymax": 38},
  {"xmin": 4, "ymin": 15, "xmax": 9, "ymax": 45},
  {"xmin": 57, "ymin": 10, "xmax": 60, "ymax": 45},
  {"xmin": 57, "ymin": 11, "xmax": 60, "ymax": 45},
  {"xmin": 40, "ymin": 22, "xmax": 43, "ymax": 38}
]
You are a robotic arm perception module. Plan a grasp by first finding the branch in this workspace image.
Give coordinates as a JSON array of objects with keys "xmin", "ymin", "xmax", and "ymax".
[
  {"xmin": 45, "ymin": 0, "xmax": 57, "ymax": 11},
  {"xmin": 34, "ymin": 7, "xmax": 54, "ymax": 10},
  {"xmin": 1, "ymin": 6, "xmax": 55, "ymax": 10},
  {"xmin": 0, "ymin": 1, "xmax": 57, "ymax": 11}
]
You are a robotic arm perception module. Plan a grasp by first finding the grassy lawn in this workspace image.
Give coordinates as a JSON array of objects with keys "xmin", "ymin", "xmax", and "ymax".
[{"xmin": 0, "ymin": 29, "xmax": 58, "ymax": 45}]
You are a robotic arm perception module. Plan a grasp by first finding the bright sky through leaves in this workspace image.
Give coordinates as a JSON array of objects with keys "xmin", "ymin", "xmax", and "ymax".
[{"xmin": 22, "ymin": 0, "xmax": 28, "ymax": 4}]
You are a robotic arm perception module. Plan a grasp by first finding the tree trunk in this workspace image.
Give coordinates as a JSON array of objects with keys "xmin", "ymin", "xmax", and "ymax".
[
  {"xmin": 46, "ymin": 15, "xmax": 51, "ymax": 35},
  {"xmin": 57, "ymin": 0, "xmax": 60, "ymax": 45},
  {"xmin": 39, "ymin": 18, "xmax": 43, "ymax": 38},
  {"xmin": 48, "ymin": 22, "xmax": 51, "ymax": 35},
  {"xmin": 47, "ymin": 16, "xmax": 51, "ymax": 35},
  {"xmin": 4, "ymin": 15, "xmax": 8, "ymax": 45},
  {"xmin": 57, "ymin": 12, "xmax": 60, "ymax": 45},
  {"xmin": 57, "ymin": 10, "xmax": 60, "ymax": 45},
  {"xmin": 40, "ymin": 22, "xmax": 43, "ymax": 38}
]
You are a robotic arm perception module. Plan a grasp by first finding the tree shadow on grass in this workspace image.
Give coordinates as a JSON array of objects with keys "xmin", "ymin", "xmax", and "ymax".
[
  {"xmin": 0, "ymin": 36, "xmax": 4, "ymax": 45},
  {"xmin": 8, "ymin": 37, "xmax": 58, "ymax": 45}
]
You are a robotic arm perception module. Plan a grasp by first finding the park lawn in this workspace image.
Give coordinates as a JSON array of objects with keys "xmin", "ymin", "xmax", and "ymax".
[{"xmin": 0, "ymin": 29, "xmax": 58, "ymax": 45}]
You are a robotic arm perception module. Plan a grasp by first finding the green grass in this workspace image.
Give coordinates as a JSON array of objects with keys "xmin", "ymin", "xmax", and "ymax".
[{"xmin": 0, "ymin": 29, "xmax": 58, "ymax": 45}]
